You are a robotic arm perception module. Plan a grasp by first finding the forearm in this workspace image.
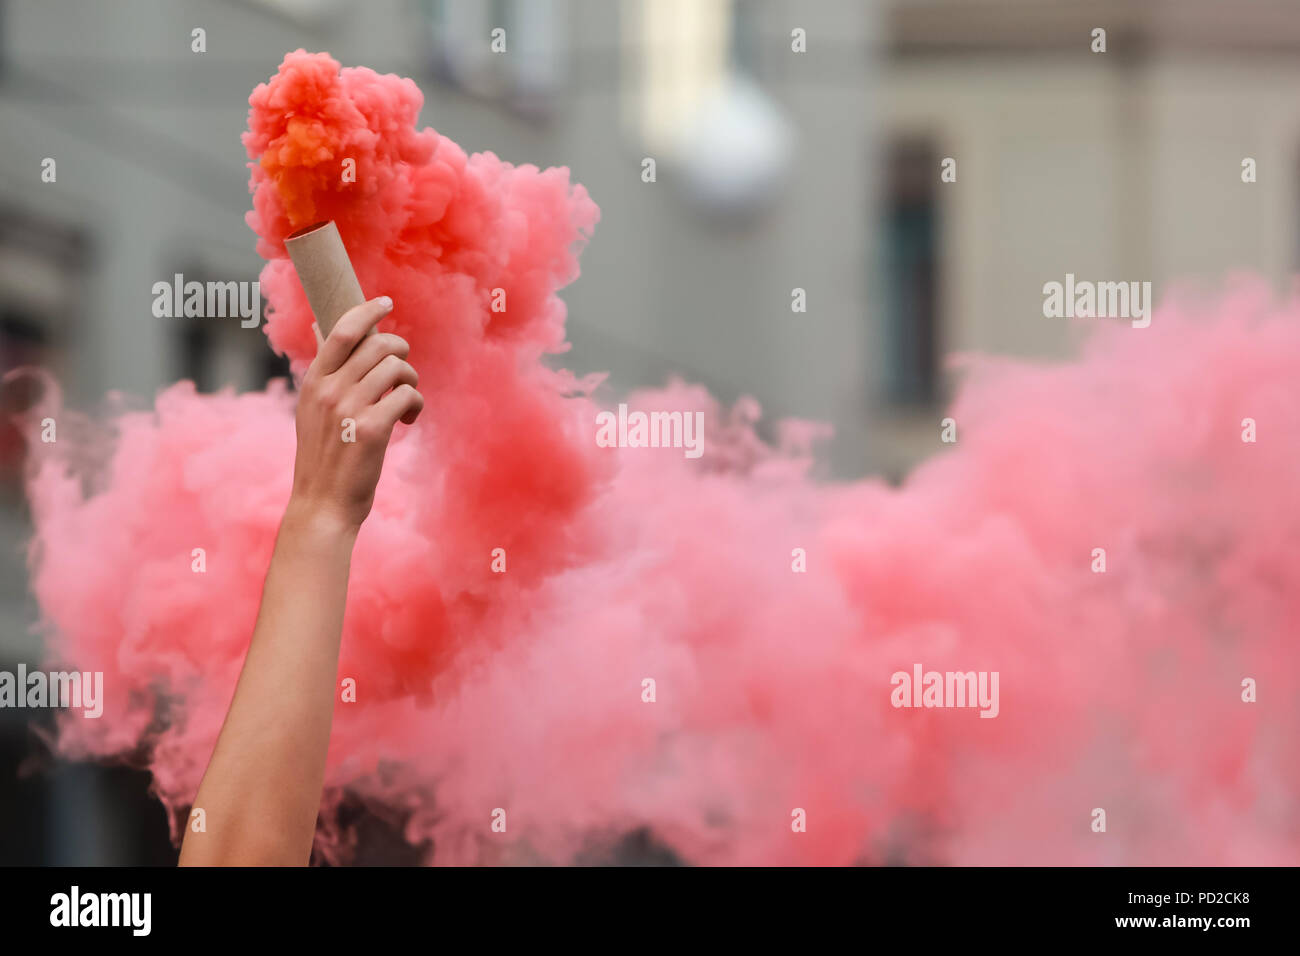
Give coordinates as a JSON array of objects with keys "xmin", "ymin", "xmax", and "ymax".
[
  {"xmin": 178, "ymin": 295, "xmax": 420, "ymax": 866},
  {"xmin": 179, "ymin": 499, "xmax": 357, "ymax": 865}
]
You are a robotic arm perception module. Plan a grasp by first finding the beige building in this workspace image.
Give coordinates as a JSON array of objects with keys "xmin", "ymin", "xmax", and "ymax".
[{"xmin": 874, "ymin": 0, "xmax": 1300, "ymax": 472}]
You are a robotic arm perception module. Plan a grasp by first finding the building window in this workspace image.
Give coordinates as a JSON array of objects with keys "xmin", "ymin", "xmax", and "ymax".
[
  {"xmin": 0, "ymin": 208, "xmax": 88, "ymax": 488},
  {"xmin": 622, "ymin": 0, "xmax": 733, "ymax": 155},
  {"xmin": 621, "ymin": 0, "xmax": 792, "ymax": 219},
  {"xmin": 420, "ymin": 0, "xmax": 565, "ymax": 118},
  {"xmin": 880, "ymin": 138, "xmax": 939, "ymax": 406},
  {"xmin": 170, "ymin": 259, "xmax": 286, "ymax": 393}
]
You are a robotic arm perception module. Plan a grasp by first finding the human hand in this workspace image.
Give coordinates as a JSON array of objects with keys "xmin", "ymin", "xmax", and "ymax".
[{"xmin": 287, "ymin": 296, "xmax": 423, "ymax": 532}]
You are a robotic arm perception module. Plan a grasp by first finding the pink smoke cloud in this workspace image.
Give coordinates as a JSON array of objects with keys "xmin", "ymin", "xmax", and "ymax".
[{"xmin": 20, "ymin": 51, "xmax": 1300, "ymax": 865}]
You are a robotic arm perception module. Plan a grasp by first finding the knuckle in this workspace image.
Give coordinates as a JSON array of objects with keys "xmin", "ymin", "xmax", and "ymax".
[
  {"xmin": 380, "ymin": 333, "xmax": 409, "ymax": 356},
  {"xmin": 385, "ymin": 357, "xmax": 417, "ymax": 387},
  {"xmin": 329, "ymin": 333, "xmax": 359, "ymax": 358},
  {"xmin": 332, "ymin": 315, "xmax": 364, "ymax": 345},
  {"xmin": 352, "ymin": 416, "xmax": 380, "ymax": 444},
  {"xmin": 316, "ymin": 379, "xmax": 343, "ymax": 410}
]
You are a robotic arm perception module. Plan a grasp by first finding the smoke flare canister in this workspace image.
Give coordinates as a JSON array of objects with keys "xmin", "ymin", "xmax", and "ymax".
[{"xmin": 285, "ymin": 220, "xmax": 370, "ymax": 339}]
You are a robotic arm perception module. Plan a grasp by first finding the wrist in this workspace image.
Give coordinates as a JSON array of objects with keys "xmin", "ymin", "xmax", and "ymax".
[{"xmin": 281, "ymin": 495, "xmax": 362, "ymax": 546}]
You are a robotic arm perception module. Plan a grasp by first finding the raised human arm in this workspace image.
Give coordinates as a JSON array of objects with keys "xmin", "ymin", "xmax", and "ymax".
[{"xmin": 179, "ymin": 296, "xmax": 422, "ymax": 866}]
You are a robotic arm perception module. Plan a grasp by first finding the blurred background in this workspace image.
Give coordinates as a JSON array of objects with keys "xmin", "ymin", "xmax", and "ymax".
[{"xmin": 1, "ymin": 0, "xmax": 1298, "ymax": 864}]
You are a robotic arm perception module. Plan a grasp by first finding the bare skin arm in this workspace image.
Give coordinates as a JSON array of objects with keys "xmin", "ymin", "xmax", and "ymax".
[{"xmin": 179, "ymin": 295, "xmax": 422, "ymax": 866}]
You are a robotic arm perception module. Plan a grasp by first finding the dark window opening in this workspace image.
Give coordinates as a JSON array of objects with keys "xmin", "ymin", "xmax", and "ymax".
[{"xmin": 881, "ymin": 138, "xmax": 939, "ymax": 406}]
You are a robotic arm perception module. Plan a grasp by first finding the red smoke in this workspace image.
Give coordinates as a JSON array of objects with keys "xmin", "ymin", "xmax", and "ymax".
[{"xmin": 22, "ymin": 51, "xmax": 1300, "ymax": 865}]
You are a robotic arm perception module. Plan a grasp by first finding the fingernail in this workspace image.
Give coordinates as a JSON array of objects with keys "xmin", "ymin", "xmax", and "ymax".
[{"xmin": 377, "ymin": 296, "xmax": 393, "ymax": 311}]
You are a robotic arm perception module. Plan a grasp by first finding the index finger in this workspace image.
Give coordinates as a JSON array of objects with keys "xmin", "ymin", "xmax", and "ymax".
[{"xmin": 315, "ymin": 296, "xmax": 393, "ymax": 375}]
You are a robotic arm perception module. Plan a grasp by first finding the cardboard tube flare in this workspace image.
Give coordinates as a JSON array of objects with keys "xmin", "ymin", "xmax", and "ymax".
[{"xmin": 285, "ymin": 220, "xmax": 369, "ymax": 339}]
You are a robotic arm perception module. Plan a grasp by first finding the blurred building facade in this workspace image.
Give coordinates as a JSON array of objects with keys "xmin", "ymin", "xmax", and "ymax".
[
  {"xmin": 876, "ymin": 0, "xmax": 1300, "ymax": 471},
  {"xmin": 1, "ymin": 0, "xmax": 1299, "ymax": 863}
]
